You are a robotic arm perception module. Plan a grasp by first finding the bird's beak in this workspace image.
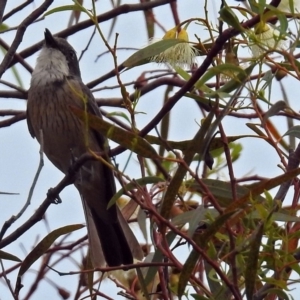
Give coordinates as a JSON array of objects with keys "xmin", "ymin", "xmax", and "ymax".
[{"xmin": 44, "ymin": 29, "xmax": 58, "ymax": 48}]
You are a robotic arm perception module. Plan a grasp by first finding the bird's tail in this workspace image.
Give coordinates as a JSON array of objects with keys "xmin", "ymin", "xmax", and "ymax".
[{"xmin": 82, "ymin": 199, "xmax": 143, "ymax": 267}]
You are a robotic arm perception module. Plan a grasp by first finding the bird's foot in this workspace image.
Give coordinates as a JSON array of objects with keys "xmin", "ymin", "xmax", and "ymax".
[{"xmin": 47, "ymin": 188, "xmax": 62, "ymax": 204}]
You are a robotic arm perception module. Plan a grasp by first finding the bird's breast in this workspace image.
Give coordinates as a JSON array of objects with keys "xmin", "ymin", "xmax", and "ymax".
[{"xmin": 27, "ymin": 81, "xmax": 92, "ymax": 173}]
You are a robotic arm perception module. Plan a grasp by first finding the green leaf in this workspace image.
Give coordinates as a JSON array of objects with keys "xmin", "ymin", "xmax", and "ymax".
[
  {"xmin": 211, "ymin": 63, "xmax": 256, "ymax": 97},
  {"xmin": 195, "ymin": 211, "xmax": 235, "ymax": 248},
  {"xmin": 190, "ymin": 295, "xmax": 211, "ymax": 300},
  {"xmin": 44, "ymin": 5, "xmax": 86, "ymax": 17},
  {"xmin": 171, "ymin": 208, "xmax": 212, "ymax": 226},
  {"xmin": 174, "ymin": 66, "xmax": 191, "ymax": 81},
  {"xmin": 108, "ymin": 176, "xmax": 164, "ymax": 208},
  {"xmin": 18, "ymin": 224, "xmax": 84, "ymax": 277},
  {"xmin": 175, "ymin": 67, "xmax": 214, "ymax": 94},
  {"xmin": 283, "ymin": 125, "xmax": 300, "ymax": 139},
  {"xmin": 265, "ymin": 5, "xmax": 288, "ymax": 34},
  {"xmin": 143, "ymin": 7, "xmax": 154, "ymax": 39},
  {"xmin": 205, "ymin": 253, "xmax": 226, "ymax": 298},
  {"xmin": 178, "ymin": 249, "xmax": 199, "ymax": 298},
  {"xmin": 178, "ymin": 211, "xmax": 234, "ymax": 298},
  {"xmin": 0, "ymin": 47, "xmax": 24, "ymax": 89},
  {"xmin": 224, "ymin": 167, "xmax": 300, "ymax": 214},
  {"xmin": 185, "ymin": 207, "xmax": 206, "ymax": 237},
  {"xmin": 70, "ymin": 106, "xmax": 158, "ymax": 159},
  {"xmin": 262, "ymin": 101, "xmax": 287, "ymax": 125},
  {"xmin": 85, "ymin": 249, "xmax": 94, "ymax": 297},
  {"xmin": 245, "ymin": 223, "xmax": 264, "ymax": 300},
  {"xmin": 219, "ymin": 5, "xmax": 245, "ymax": 32},
  {"xmin": 196, "ymin": 64, "xmax": 246, "ymax": 91},
  {"xmin": 136, "ymin": 267, "xmax": 151, "ymax": 300},
  {"xmin": 248, "ymin": 0, "xmax": 260, "ymax": 13},
  {"xmin": 0, "ymin": 23, "xmax": 9, "ymax": 32},
  {"xmin": 263, "ymin": 288, "xmax": 290, "ymax": 300},
  {"xmin": 171, "ymin": 206, "xmax": 207, "ymax": 237},
  {"xmin": 11, "ymin": 66, "xmax": 24, "ymax": 89},
  {"xmin": 0, "ymin": 250, "xmax": 21, "ymax": 262},
  {"xmin": 250, "ymin": 210, "xmax": 300, "ymax": 222},
  {"xmin": 137, "ymin": 209, "xmax": 148, "ymax": 241},
  {"xmin": 108, "ymin": 111, "xmax": 131, "ymax": 124},
  {"xmin": 191, "ymin": 63, "xmax": 255, "ymax": 99},
  {"xmin": 144, "ymin": 231, "xmax": 177, "ymax": 285},
  {"xmin": 188, "ymin": 178, "xmax": 265, "ymax": 207},
  {"xmin": 257, "ymin": 0, "xmax": 267, "ymax": 14},
  {"xmin": 160, "ymin": 111, "xmax": 214, "ymax": 220},
  {"xmin": 123, "ymin": 39, "xmax": 186, "ymax": 68},
  {"xmin": 184, "ymin": 93, "xmax": 226, "ymax": 107},
  {"xmin": 145, "ymin": 134, "xmax": 258, "ymax": 153}
]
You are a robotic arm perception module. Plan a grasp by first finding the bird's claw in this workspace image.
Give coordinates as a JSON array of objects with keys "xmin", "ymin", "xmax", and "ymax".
[{"xmin": 47, "ymin": 188, "xmax": 62, "ymax": 204}]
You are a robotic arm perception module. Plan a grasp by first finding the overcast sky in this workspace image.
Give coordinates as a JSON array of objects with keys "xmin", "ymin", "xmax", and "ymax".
[{"xmin": 1, "ymin": 1, "xmax": 300, "ymax": 299}]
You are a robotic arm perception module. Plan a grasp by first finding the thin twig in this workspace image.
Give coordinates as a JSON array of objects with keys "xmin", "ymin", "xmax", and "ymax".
[
  {"xmin": 2, "ymin": 0, "xmax": 33, "ymax": 22},
  {"xmin": 0, "ymin": 130, "xmax": 44, "ymax": 241},
  {"xmin": 0, "ymin": 259, "xmax": 17, "ymax": 300},
  {"xmin": 0, "ymin": 0, "xmax": 7, "ymax": 24},
  {"xmin": 0, "ymin": 0, "xmax": 54, "ymax": 78}
]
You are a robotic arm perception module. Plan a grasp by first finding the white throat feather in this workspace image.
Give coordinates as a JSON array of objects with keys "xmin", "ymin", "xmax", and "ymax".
[{"xmin": 31, "ymin": 47, "xmax": 69, "ymax": 86}]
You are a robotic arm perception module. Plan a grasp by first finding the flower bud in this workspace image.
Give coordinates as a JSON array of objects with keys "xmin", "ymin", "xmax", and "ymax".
[{"xmin": 163, "ymin": 27, "xmax": 177, "ymax": 40}]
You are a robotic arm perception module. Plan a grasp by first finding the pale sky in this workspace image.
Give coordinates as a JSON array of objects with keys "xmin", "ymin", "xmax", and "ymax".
[{"xmin": 0, "ymin": 1, "xmax": 299, "ymax": 299}]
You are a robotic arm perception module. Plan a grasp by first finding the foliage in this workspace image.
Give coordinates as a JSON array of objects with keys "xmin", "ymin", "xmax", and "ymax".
[{"xmin": 1, "ymin": 0, "xmax": 300, "ymax": 299}]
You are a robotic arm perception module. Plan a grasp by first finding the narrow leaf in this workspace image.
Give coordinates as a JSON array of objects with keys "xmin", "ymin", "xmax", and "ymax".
[
  {"xmin": 0, "ymin": 250, "xmax": 21, "ymax": 262},
  {"xmin": 160, "ymin": 111, "xmax": 214, "ymax": 220},
  {"xmin": 262, "ymin": 288, "xmax": 290, "ymax": 300},
  {"xmin": 44, "ymin": 5, "xmax": 85, "ymax": 17},
  {"xmin": 196, "ymin": 63, "xmax": 246, "ymax": 90},
  {"xmin": 178, "ymin": 249, "xmax": 199, "ymax": 298},
  {"xmin": 178, "ymin": 211, "xmax": 234, "ymax": 298},
  {"xmin": 212, "ymin": 63, "xmax": 255, "ymax": 96},
  {"xmin": 188, "ymin": 178, "xmax": 266, "ymax": 207},
  {"xmin": 18, "ymin": 224, "xmax": 84, "ymax": 277},
  {"xmin": 145, "ymin": 134, "xmax": 261, "ymax": 154},
  {"xmin": 245, "ymin": 223, "xmax": 264, "ymax": 300},
  {"xmin": 70, "ymin": 106, "xmax": 158, "ymax": 159},
  {"xmin": 136, "ymin": 267, "xmax": 151, "ymax": 300},
  {"xmin": 144, "ymin": 231, "xmax": 177, "ymax": 285},
  {"xmin": 262, "ymin": 100, "xmax": 287, "ymax": 125},
  {"xmin": 283, "ymin": 125, "xmax": 300, "ymax": 139},
  {"xmin": 190, "ymin": 295, "xmax": 211, "ymax": 300},
  {"xmin": 219, "ymin": 5, "xmax": 245, "ymax": 31},
  {"xmin": 123, "ymin": 39, "xmax": 186, "ymax": 68},
  {"xmin": 143, "ymin": 8, "xmax": 154, "ymax": 39},
  {"xmin": 108, "ymin": 176, "xmax": 164, "ymax": 208},
  {"xmin": 224, "ymin": 167, "xmax": 300, "ymax": 214}
]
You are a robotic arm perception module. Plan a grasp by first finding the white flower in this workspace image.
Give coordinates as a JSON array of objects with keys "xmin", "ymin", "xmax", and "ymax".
[
  {"xmin": 150, "ymin": 28, "xmax": 196, "ymax": 68},
  {"xmin": 277, "ymin": 0, "xmax": 300, "ymax": 13},
  {"xmin": 249, "ymin": 23, "xmax": 287, "ymax": 57}
]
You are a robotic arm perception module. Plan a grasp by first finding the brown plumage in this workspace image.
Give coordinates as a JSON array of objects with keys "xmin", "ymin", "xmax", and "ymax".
[{"xmin": 27, "ymin": 29, "xmax": 141, "ymax": 266}]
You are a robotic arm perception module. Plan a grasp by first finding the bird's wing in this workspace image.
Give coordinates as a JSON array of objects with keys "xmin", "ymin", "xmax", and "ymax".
[
  {"xmin": 26, "ymin": 108, "xmax": 36, "ymax": 138},
  {"xmin": 67, "ymin": 77, "xmax": 143, "ymax": 263}
]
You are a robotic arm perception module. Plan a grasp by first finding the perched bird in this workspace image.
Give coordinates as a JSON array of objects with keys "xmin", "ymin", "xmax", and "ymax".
[{"xmin": 27, "ymin": 29, "xmax": 142, "ymax": 267}]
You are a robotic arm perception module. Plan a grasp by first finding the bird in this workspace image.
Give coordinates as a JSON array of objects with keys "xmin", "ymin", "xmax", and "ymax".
[{"xmin": 27, "ymin": 29, "xmax": 142, "ymax": 267}]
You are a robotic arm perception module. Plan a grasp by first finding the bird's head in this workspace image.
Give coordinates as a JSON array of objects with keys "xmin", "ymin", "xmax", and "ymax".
[{"xmin": 32, "ymin": 29, "xmax": 81, "ymax": 81}]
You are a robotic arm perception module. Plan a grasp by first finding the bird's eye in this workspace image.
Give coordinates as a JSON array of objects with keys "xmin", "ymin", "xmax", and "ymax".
[{"xmin": 69, "ymin": 50, "xmax": 76, "ymax": 60}]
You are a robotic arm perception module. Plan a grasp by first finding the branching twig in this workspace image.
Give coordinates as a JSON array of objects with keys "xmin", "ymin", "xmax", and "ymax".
[
  {"xmin": 0, "ymin": 259, "xmax": 17, "ymax": 300},
  {"xmin": 0, "ymin": 129, "xmax": 45, "ymax": 241},
  {"xmin": 0, "ymin": 151, "xmax": 96, "ymax": 249},
  {"xmin": 8, "ymin": 0, "xmax": 177, "ymax": 69},
  {"xmin": 0, "ymin": 0, "xmax": 54, "ymax": 78},
  {"xmin": 0, "ymin": 0, "xmax": 7, "ymax": 24},
  {"xmin": 2, "ymin": 0, "xmax": 33, "ymax": 22}
]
